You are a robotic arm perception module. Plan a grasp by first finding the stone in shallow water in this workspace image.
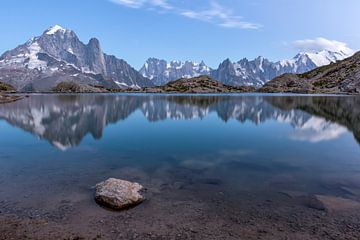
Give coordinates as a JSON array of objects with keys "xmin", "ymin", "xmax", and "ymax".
[
  {"xmin": 315, "ymin": 195, "xmax": 360, "ymax": 212},
  {"xmin": 297, "ymin": 195, "xmax": 326, "ymax": 211},
  {"xmin": 95, "ymin": 178, "xmax": 145, "ymax": 210},
  {"xmin": 297, "ymin": 194, "xmax": 360, "ymax": 212}
]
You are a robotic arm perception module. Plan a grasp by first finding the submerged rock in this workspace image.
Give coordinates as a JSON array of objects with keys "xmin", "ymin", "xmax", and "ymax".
[
  {"xmin": 95, "ymin": 178, "xmax": 145, "ymax": 210},
  {"xmin": 315, "ymin": 195, "xmax": 360, "ymax": 212},
  {"xmin": 298, "ymin": 194, "xmax": 360, "ymax": 212},
  {"xmin": 299, "ymin": 195, "xmax": 326, "ymax": 211}
]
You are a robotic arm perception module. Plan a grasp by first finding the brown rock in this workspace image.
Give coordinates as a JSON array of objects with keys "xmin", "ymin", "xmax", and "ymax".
[{"xmin": 95, "ymin": 178, "xmax": 145, "ymax": 210}]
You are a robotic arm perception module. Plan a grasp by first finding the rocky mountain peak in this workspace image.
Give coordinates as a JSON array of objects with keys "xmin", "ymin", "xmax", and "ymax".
[
  {"xmin": 219, "ymin": 58, "xmax": 233, "ymax": 68},
  {"xmin": 199, "ymin": 60, "xmax": 206, "ymax": 66},
  {"xmin": 88, "ymin": 38, "xmax": 101, "ymax": 47},
  {"xmin": 0, "ymin": 25, "xmax": 153, "ymax": 91}
]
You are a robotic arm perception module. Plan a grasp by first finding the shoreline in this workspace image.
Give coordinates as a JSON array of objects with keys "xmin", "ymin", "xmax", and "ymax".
[
  {"xmin": 3, "ymin": 91, "xmax": 356, "ymax": 96},
  {"xmin": 0, "ymin": 94, "xmax": 24, "ymax": 104},
  {"xmin": 0, "ymin": 91, "xmax": 354, "ymax": 105}
]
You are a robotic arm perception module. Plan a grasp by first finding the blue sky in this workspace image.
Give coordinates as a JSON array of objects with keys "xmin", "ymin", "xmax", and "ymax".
[{"xmin": 0, "ymin": 0, "xmax": 359, "ymax": 69}]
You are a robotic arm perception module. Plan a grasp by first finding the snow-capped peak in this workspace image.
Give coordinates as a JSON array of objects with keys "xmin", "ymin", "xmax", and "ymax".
[
  {"xmin": 279, "ymin": 50, "xmax": 352, "ymax": 70},
  {"xmin": 303, "ymin": 50, "xmax": 351, "ymax": 66},
  {"xmin": 45, "ymin": 25, "xmax": 67, "ymax": 35}
]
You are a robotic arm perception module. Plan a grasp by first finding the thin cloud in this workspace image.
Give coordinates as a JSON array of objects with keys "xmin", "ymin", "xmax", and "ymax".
[
  {"xmin": 110, "ymin": 0, "xmax": 172, "ymax": 9},
  {"xmin": 151, "ymin": 0, "xmax": 172, "ymax": 10},
  {"xmin": 181, "ymin": 2, "xmax": 261, "ymax": 30},
  {"xmin": 292, "ymin": 37, "xmax": 354, "ymax": 55},
  {"xmin": 110, "ymin": 0, "xmax": 261, "ymax": 30},
  {"xmin": 110, "ymin": 0, "xmax": 145, "ymax": 8}
]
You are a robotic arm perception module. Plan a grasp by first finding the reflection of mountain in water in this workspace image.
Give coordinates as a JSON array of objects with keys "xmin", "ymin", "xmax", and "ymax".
[
  {"xmin": 0, "ymin": 94, "xmax": 357, "ymax": 150},
  {"xmin": 267, "ymin": 96, "xmax": 360, "ymax": 144}
]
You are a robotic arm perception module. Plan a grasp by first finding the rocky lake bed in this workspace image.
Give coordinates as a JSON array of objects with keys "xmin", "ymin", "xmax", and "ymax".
[
  {"xmin": 1, "ymin": 166, "xmax": 360, "ymax": 240},
  {"xmin": 1, "ymin": 169, "xmax": 360, "ymax": 240}
]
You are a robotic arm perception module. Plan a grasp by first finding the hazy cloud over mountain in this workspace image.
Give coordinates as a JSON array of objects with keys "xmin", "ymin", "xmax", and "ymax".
[{"xmin": 292, "ymin": 37, "xmax": 354, "ymax": 54}]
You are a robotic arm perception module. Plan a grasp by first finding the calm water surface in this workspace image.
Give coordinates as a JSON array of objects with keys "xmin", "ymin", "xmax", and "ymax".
[{"xmin": 0, "ymin": 94, "xmax": 360, "ymax": 238}]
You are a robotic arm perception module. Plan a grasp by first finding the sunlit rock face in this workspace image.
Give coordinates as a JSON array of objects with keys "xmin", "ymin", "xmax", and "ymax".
[{"xmin": 0, "ymin": 95, "xmax": 357, "ymax": 150}]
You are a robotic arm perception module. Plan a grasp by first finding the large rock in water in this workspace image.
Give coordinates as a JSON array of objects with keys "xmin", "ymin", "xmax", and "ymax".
[{"xmin": 95, "ymin": 178, "xmax": 145, "ymax": 210}]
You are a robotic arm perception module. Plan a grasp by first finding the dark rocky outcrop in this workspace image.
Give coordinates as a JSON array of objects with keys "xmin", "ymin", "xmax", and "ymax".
[
  {"xmin": 52, "ymin": 82, "xmax": 108, "ymax": 93},
  {"xmin": 0, "ymin": 82, "xmax": 16, "ymax": 92},
  {"xmin": 131, "ymin": 75, "xmax": 256, "ymax": 93}
]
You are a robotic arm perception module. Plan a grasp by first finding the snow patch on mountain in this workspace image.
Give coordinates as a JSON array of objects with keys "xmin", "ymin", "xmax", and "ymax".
[
  {"xmin": 45, "ymin": 25, "xmax": 67, "ymax": 35},
  {"xmin": 27, "ymin": 42, "xmax": 47, "ymax": 70}
]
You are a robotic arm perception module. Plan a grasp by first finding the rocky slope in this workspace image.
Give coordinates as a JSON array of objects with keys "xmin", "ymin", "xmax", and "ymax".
[
  {"xmin": 0, "ymin": 82, "xmax": 16, "ymax": 92},
  {"xmin": 132, "ymin": 75, "xmax": 256, "ymax": 93},
  {"xmin": 260, "ymin": 51, "xmax": 360, "ymax": 94},
  {"xmin": 0, "ymin": 25, "xmax": 153, "ymax": 91}
]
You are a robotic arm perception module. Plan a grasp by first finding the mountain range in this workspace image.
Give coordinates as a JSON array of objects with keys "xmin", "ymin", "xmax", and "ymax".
[
  {"xmin": 139, "ymin": 59, "xmax": 212, "ymax": 86},
  {"xmin": 0, "ymin": 25, "xmax": 355, "ymax": 91},
  {"xmin": 140, "ymin": 51, "xmax": 352, "ymax": 87}
]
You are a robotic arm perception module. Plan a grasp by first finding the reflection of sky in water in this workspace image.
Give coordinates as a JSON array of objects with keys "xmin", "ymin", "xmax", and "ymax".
[
  {"xmin": 0, "ymin": 94, "xmax": 358, "ymax": 150},
  {"xmin": 290, "ymin": 116, "xmax": 348, "ymax": 143}
]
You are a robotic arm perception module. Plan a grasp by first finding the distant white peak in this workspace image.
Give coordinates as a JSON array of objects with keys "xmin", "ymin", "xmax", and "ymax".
[
  {"xmin": 45, "ymin": 25, "xmax": 67, "ymax": 35},
  {"xmin": 303, "ymin": 50, "xmax": 348, "ymax": 66},
  {"xmin": 281, "ymin": 50, "xmax": 351, "ymax": 68}
]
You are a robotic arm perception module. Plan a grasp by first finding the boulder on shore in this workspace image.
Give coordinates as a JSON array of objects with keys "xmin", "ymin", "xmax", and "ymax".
[{"xmin": 95, "ymin": 178, "xmax": 145, "ymax": 210}]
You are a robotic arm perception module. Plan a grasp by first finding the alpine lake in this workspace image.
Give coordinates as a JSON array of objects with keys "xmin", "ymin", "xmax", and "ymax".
[{"xmin": 0, "ymin": 93, "xmax": 360, "ymax": 239}]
